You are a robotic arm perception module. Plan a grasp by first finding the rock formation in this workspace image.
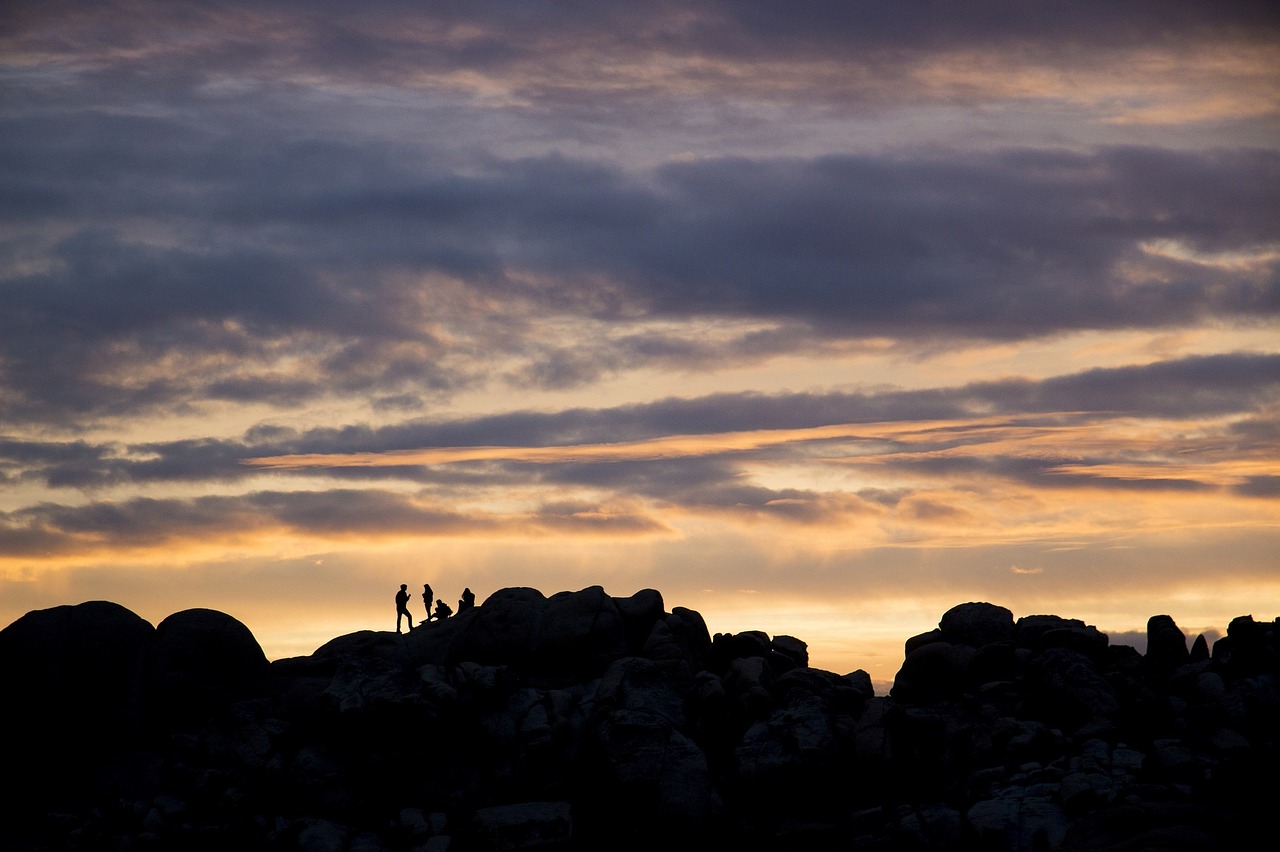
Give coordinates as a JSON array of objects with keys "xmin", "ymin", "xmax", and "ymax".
[{"xmin": 1, "ymin": 590, "xmax": 1276, "ymax": 851}]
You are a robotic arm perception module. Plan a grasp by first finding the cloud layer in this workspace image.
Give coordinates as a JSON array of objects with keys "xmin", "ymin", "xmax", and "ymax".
[{"xmin": 3, "ymin": 1, "xmax": 1277, "ymax": 684}]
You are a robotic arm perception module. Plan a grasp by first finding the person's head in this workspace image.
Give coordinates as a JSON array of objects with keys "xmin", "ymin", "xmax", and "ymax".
[{"xmin": 400, "ymin": 584, "xmax": 407, "ymax": 591}]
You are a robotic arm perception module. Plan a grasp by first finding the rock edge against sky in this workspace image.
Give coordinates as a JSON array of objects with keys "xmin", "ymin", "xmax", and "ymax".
[{"xmin": 2, "ymin": 586, "xmax": 1277, "ymax": 851}]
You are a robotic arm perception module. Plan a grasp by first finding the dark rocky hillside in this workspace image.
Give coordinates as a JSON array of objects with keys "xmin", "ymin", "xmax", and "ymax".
[{"xmin": 2, "ymin": 587, "xmax": 1276, "ymax": 851}]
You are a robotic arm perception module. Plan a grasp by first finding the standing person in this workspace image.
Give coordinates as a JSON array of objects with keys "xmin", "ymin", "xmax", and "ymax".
[
  {"xmin": 395, "ymin": 584, "xmax": 414, "ymax": 633},
  {"xmin": 422, "ymin": 583, "xmax": 434, "ymax": 621},
  {"xmin": 458, "ymin": 587, "xmax": 475, "ymax": 613}
]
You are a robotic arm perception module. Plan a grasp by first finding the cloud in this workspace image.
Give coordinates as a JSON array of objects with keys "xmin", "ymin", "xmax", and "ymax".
[
  {"xmin": 4, "ymin": 70, "xmax": 1278, "ymax": 425},
  {"xmin": 634, "ymin": 150, "xmax": 1279, "ymax": 334},
  {"xmin": 0, "ymin": 488, "xmax": 668, "ymax": 561},
  {"xmin": 8, "ymin": 2, "xmax": 1276, "ymax": 113},
  {"xmin": 1234, "ymin": 475, "xmax": 1280, "ymax": 498},
  {"xmin": 5, "ymin": 351, "xmax": 1275, "ymax": 498}
]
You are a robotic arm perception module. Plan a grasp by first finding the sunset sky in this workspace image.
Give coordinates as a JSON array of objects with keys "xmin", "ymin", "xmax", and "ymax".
[{"xmin": 3, "ymin": 1, "xmax": 1278, "ymax": 692}]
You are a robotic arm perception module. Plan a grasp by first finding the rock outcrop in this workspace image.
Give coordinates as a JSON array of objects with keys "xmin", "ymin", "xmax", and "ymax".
[{"xmin": 1, "ymin": 590, "xmax": 1276, "ymax": 851}]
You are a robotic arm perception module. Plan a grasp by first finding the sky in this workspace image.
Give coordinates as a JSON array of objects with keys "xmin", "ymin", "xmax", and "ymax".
[{"xmin": 2, "ymin": 1, "xmax": 1278, "ymax": 693}]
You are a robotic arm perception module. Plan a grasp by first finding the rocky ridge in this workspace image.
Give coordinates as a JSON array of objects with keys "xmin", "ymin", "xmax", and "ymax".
[{"xmin": 2, "ymin": 587, "xmax": 1276, "ymax": 851}]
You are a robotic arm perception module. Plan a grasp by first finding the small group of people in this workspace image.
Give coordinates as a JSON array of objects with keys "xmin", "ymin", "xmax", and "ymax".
[{"xmin": 395, "ymin": 582, "xmax": 476, "ymax": 633}]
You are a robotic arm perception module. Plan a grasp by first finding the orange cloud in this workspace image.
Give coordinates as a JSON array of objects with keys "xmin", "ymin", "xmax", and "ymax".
[{"xmin": 241, "ymin": 423, "xmax": 893, "ymax": 468}]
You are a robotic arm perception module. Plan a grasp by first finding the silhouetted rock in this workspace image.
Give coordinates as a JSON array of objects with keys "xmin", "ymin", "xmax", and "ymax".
[
  {"xmin": 540, "ymin": 585, "xmax": 629, "ymax": 677},
  {"xmin": 0, "ymin": 601, "xmax": 155, "ymax": 816},
  {"xmin": 1145, "ymin": 614, "xmax": 1190, "ymax": 671},
  {"xmin": 940, "ymin": 601, "xmax": 1014, "ymax": 648},
  {"xmin": 3, "ymin": 590, "xmax": 1277, "ymax": 851},
  {"xmin": 472, "ymin": 801, "xmax": 572, "ymax": 850},
  {"xmin": 142, "ymin": 607, "xmax": 270, "ymax": 726},
  {"xmin": 892, "ymin": 640, "xmax": 977, "ymax": 703},
  {"xmin": 452, "ymin": 586, "xmax": 547, "ymax": 668},
  {"xmin": 1, "ymin": 600, "xmax": 153, "ymax": 733}
]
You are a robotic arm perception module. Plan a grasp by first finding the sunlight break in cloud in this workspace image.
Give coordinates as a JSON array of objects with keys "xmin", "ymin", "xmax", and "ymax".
[{"xmin": 240, "ymin": 410, "xmax": 1279, "ymax": 496}]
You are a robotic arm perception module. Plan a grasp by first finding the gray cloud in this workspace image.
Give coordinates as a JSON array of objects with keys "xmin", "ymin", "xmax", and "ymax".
[
  {"xmin": 7, "ymin": 0, "xmax": 1280, "ymax": 406},
  {"xmin": 3, "ymin": 143, "xmax": 1277, "ymax": 425},
  {"xmin": 8, "ymin": 2, "xmax": 1276, "ymax": 106},
  {"xmin": 633, "ymin": 150, "xmax": 1278, "ymax": 334},
  {"xmin": 3, "ymin": 352, "xmax": 1274, "ymax": 500},
  {"xmin": 1234, "ymin": 476, "xmax": 1280, "ymax": 498},
  {"xmin": 4, "ymin": 10, "xmax": 1278, "ymax": 426},
  {"xmin": 870, "ymin": 455, "xmax": 1219, "ymax": 494},
  {"xmin": 0, "ymin": 487, "xmax": 667, "ymax": 558}
]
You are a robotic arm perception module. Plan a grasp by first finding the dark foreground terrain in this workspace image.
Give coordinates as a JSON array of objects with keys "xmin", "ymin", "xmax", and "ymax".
[{"xmin": 2, "ymin": 587, "xmax": 1276, "ymax": 851}]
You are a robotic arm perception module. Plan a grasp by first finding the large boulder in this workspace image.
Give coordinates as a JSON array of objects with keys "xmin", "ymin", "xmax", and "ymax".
[
  {"xmin": 595, "ymin": 656, "xmax": 686, "ymax": 726},
  {"xmin": 0, "ymin": 601, "xmax": 156, "ymax": 804},
  {"xmin": 613, "ymin": 588, "xmax": 666, "ymax": 652},
  {"xmin": 141, "ymin": 607, "xmax": 269, "ymax": 726},
  {"xmin": 732, "ymin": 667, "xmax": 857, "ymax": 803},
  {"xmin": 1214, "ymin": 614, "xmax": 1279, "ymax": 678},
  {"xmin": 588, "ymin": 656, "xmax": 720, "ymax": 836},
  {"xmin": 770, "ymin": 634, "xmax": 809, "ymax": 673},
  {"xmin": 939, "ymin": 602, "xmax": 1015, "ymax": 648},
  {"xmin": 668, "ymin": 606, "xmax": 713, "ymax": 664},
  {"xmin": 447, "ymin": 586, "xmax": 637, "ymax": 678},
  {"xmin": 967, "ymin": 793, "xmax": 1069, "ymax": 852},
  {"xmin": 891, "ymin": 641, "xmax": 978, "ymax": 704},
  {"xmin": 1023, "ymin": 647, "xmax": 1119, "ymax": 731},
  {"xmin": 538, "ymin": 586, "xmax": 628, "ymax": 677},
  {"xmin": 0, "ymin": 600, "xmax": 154, "ymax": 729},
  {"xmin": 589, "ymin": 710, "xmax": 719, "ymax": 833},
  {"xmin": 451, "ymin": 587, "xmax": 547, "ymax": 668},
  {"xmin": 708, "ymin": 629, "xmax": 772, "ymax": 672},
  {"xmin": 471, "ymin": 802, "xmax": 572, "ymax": 851},
  {"xmin": 1145, "ymin": 614, "xmax": 1190, "ymax": 671}
]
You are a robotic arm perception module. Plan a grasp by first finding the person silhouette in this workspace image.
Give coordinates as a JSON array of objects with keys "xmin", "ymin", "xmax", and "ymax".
[
  {"xmin": 433, "ymin": 598, "xmax": 453, "ymax": 620},
  {"xmin": 422, "ymin": 583, "xmax": 434, "ymax": 621},
  {"xmin": 458, "ymin": 587, "xmax": 475, "ymax": 613},
  {"xmin": 395, "ymin": 584, "xmax": 414, "ymax": 633}
]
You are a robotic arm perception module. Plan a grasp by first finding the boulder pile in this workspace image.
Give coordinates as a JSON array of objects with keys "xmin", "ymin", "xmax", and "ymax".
[{"xmin": 2, "ymin": 589, "xmax": 1276, "ymax": 850}]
